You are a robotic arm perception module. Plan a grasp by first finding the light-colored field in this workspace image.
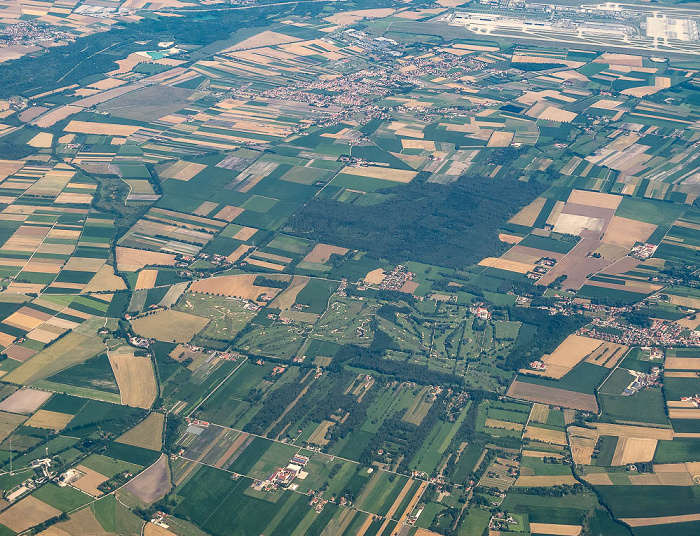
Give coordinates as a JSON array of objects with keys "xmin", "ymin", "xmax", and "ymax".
[
  {"xmin": 568, "ymin": 189, "xmax": 622, "ymax": 210},
  {"xmin": 308, "ymin": 420, "xmax": 334, "ymax": 446},
  {"xmin": 270, "ymin": 276, "xmax": 310, "ymax": 310},
  {"xmin": 193, "ymin": 201, "xmax": 218, "ymax": 216},
  {"xmin": 485, "ymin": 418, "xmax": 523, "ymax": 431},
  {"xmin": 585, "ymin": 341, "xmax": 628, "ymax": 368},
  {"xmin": 515, "ymin": 475, "xmax": 578, "ymax": 487},
  {"xmin": 135, "ymin": 269, "xmax": 158, "ymax": 290},
  {"xmin": 189, "ymin": 273, "xmax": 289, "ymax": 302},
  {"xmin": 534, "ymin": 334, "xmax": 603, "ymax": 379},
  {"xmin": 478, "ymin": 257, "xmax": 535, "ymax": 274},
  {"xmin": 487, "ymin": 130, "xmax": 514, "ymax": 148},
  {"xmin": 73, "ymin": 465, "xmax": 109, "ymax": 496},
  {"xmin": 24, "ymin": 409, "xmax": 73, "ymax": 430},
  {"xmin": 325, "ymin": 8, "xmax": 396, "ymax": 24},
  {"xmin": 594, "ymin": 423, "xmax": 674, "ymax": 440},
  {"xmin": 123, "ymin": 453, "xmax": 171, "ymax": 503},
  {"xmin": 131, "ymin": 309, "xmax": 209, "ymax": 343},
  {"xmin": 665, "ymin": 357, "xmax": 700, "ymax": 370},
  {"xmin": 611, "ymin": 437, "xmax": 657, "ymax": 465},
  {"xmin": 145, "ymin": 523, "xmax": 179, "ymax": 536},
  {"xmin": 622, "ymin": 513, "xmax": 700, "ymax": 527},
  {"xmin": 215, "ymin": 205, "xmax": 244, "ymax": 222},
  {"xmin": 524, "ymin": 425, "xmax": 567, "ymax": 445},
  {"xmin": 159, "ymin": 161, "xmax": 206, "ymax": 182},
  {"xmin": 65, "ymin": 120, "xmax": 140, "ymax": 136},
  {"xmin": 553, "ymin": 213, "xmax": 605, "ymax": 235},
  {"xmin": 229, "ymin": 30, "xmax": 302, "ymax": 51},
  {"xmin": 508, "ymin": 196, "xmax": 546, "ymax": 226},
  {"xmin": 0, "ymin": 496, "xmax": 61, "ymax": 532},
  {"xmin": 109, "ymin": 352, "xmax": 158, "ymax": 409},
  {"xmin": 508, "ymin": 380, "xmax": 598, "ymax": 412},
  {"xmin": 669, "ymin": 408, "xmax": 700, "ymax": 419},
  {"xmin": 401, "ymin": 139, "xmax": 435, "ymax": 150},
  {"xmin": 567, "ymin": 426, "xmax": 598, "ymax": 465},
  {"xmin": 498, "ymin": 233, "xmax": 522, "ymax": 244},
  {"xmin": 603, "ymin": 216, "xmax": 656, "ymax": 249},
  {"xmin": 529, "ymin": 523, "xmax": 582, "ymax": 535},
  {"xmin": 0, "ymin": 388, "xmax": 51, "ymax": 413},
  {"xmin": 116, "ymin": 247, "xmax": 176, "ymax": 272},
  {"xmin": 116, "ymin": 412, "xmax": 164, "ymax": 450},
  {"xmin": 82, "ymin": 265, "xmax": 127, "ymax": 293},
  {"xmin": 583, "ymin": 472, "xmax": 614, "ymax": 485},
  {"xmin": 342, "ymin": 165, "xmax": 416, "ymax": 183},
  {"xmin": 303, "ymin": 244, "xmax": 349, "ymax": 264},
  {"xmin": 28, "ymin": 132, "xmax": 53, "ymax": 148}
]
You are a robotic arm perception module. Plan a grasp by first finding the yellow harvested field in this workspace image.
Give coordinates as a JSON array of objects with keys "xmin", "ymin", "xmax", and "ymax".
[
  {"xmin": 498, "ymin": 233, "xmax": 522, "ymax": 244},
  {"xmin": 534, "ymin": 334, "xmax": 603, "ymax": 379},
  {"xmin": 116, "ymin": 412, "xmax": 164, "ymax": 450},
  {"xmin": 343, "ymin": 165, "xmax": 416, "ymax": 183},
  {"xmin": 487, "ymin": 130, "xmax": 514, "ymax": 147},
  {"xmin": 325, "ymin": 8, "xmax": 396, "ymax": 24},
  {"xmin": 594, "ymin": 422, "xmax": 673, "ymax": 440},
  {"xmin": 4, "ymin": 311, "xmax": 45, "ymax": 331},
  {"xmin": 665, "ymin": 358, "xmax": 700, "ymax": 370},
  {"xmin": 303, "ymin": 243, "xmax": 349, "ymax": 263},
  {"xmin": 116, "ymin": 247, "xmax": 176, "ymax": 272},
  {"xmin": 401, "ymin": 139, "xmax": 435, "ymax": 150},
  {"xmin": 65, "ymin": 120, "xmax": 140, "ymax": 136},
  {"xmin": 567, "ymin": 189, "xmax": 622, "ymax": 210},
  {"xmin": 584, "ymin": 341, "xmax": 628, "ymax": 368},
  {"xmin": 515, "ymin": 475, "xmax": 578, "ymax": 486},
  {"xmin": 24, "ymin": 409, "xmax": 72, "ymax": 430},
  {"xmin": 485, "ymin": 418, "xmax": 523, "ymax": 431},
  {"xmin": 28, "ymin": 132, "xmax": 53, "ymax": 148},
  {"xmin": 529, "ymin": 523, "xmax": 582, "ymax": 535},
  {"xmin": 568, "ymin": 426, "xmax": 598, "ymax": 465},
  {"xmin": 245, "ymin": 258, "xmax": 285, "ymax": 271},
  {"xmin": 145, "ymin": 523, "xmax": 179, "ymax": 536},
  {"xmin": 537, "ymin": 106, "xmax": 578, "ymax": 122},
  {"xmin": 622, "ymin": 513, "xmax": 700, "ymax": 527},
  {"xmin": 135, "ymin": 269, "xmax": 158, "ymax": 290},
  {"xmin": 611, "ymin": 437, "xmax": 658, "ymax": 465},
  {"xmin": 109, "ymin": 352, "xmax": 158, "ymax": 409},
  {"xmin": 509, "ymin": 196, "xmax": 546, "ymax": 226},
  {"xmin": 227, "ymin": 244, "xmax": 253, "ymax": 263},
  {"xmin": 131, "ymin": 310, "xmax": 209, "ymax": 344},
  {"xmin": 583, "ymin": 472, "xmax": 614, "ymax": 485},
  {"xmin": 603, "ymin": 216, "xmax": 657, "ymax": 249},
  {"xmin": 364, "ymin": 268, "xmax": 386, "ymax": 285},
  {"xmin": 478, "ymin": 257, "xmax": 534, "ymax": 274},
  {"xmin": 270, "ymin": 275, "xmax": 310, "ymax": 310},
  {"xmin": 159, "ymin": 161, "xmax": 206, "ymax": 181},
  {"xmin": 229, "ymin": 30, "xmax": 302, "ymax": 51},
  {"xmin": 0, "ymin": 496, "xmax": 61, "ymax": 533},
  {"xmin": 82, "ymin": 264, "xmax": 127, "ymax": 293},
  {"xmin": 669, "ymin": 408, "xmax": 700, "ymax": 419},
  {"xmin": 189, "ymin": 273, "xmax": 288, "ymax": 302},
  {"xmin": 524, "ymin": 426, "xmax": 567, "ymax": 446},
  {"xmin": 214, "ymin": 205, "xmax": 244, "ymax": 222},
  {"xmin": 308, "ymin": 420, "xmax": 334, "ymax": 446},
  {"xmin": 72, "ymin": 465, "xmax": 109, "ymax": 496},
  {"xmin": 232, "ymin": 226, "xmax": 257, "ymax": 241}
]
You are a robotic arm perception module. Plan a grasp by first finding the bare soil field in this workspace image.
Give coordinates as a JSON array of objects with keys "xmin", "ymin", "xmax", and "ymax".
[
  {"xmin": 303, "ymin": 244, "xmax": 349, "ymax": 264},
  {"xmin": 116, "ymin": 412, "xmax": 164, "ymax": 450},
  {"xmin": 537, "ymin": 239, "xmax": 612, "ymax": 289},
  {"xmin": 0, "ymin": 496, "xmax": 61, "ymax": 532},
  {"xmin": 567, "ymin": 189, "xmax": 622, "ymax": 210},
  {"xmin": 603, "ymin": 216, "xmax": 657, "ymax": 248},
  {"xmin": 73, "ymin": 465, "xmax": 109, "ymax": 496},
  {"xmin": 508, "ymin": 380, "xmax": 598, "ymax": 412},
  {"xmin": 131, "ymin": 309, "xmax": 209, "ymax": 343},
  {"xmin": 229, "ymin": 30, "xmax": 302, "ymax": 51},
  {"xmin": 669, "ymin": 408, "xmax": 700, "ymax": 419},
  {"xmin": 0, "ymin": 388, "xmax": 51, "ymax": 413},
  {"xmin": 189, "ymin": 273, "xmax": 289, "ymax": 302},
  {"xmin": 123, "ymin": 453, "xmax": 171, "ymax": 503},
  {"xmin": 622, "ymin": 513, "xmax": 700, "ymax": 527},
  {"xmin": 109, "ymin": 352, "xmax": 158, "ymax": 408},
  {"xmin": 665, "ymin": 358, "xmax": 700, "ymax": 370},
  {"xmin": 116, "ymin": 247, "xmax": 176, "ymax": 272},
  {"xmin": 24, "ymin": 409, "xmax": 73, "ymax": 430}
]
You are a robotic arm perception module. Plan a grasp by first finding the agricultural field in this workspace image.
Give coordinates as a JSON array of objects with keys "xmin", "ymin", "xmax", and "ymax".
[{"xmin": 0, "ymin": 0, "xmax": 695, "ymax": 534}]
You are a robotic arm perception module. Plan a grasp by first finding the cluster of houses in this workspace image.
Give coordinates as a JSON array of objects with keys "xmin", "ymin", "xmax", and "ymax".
[
  {"xmin": 623, "ymin": 367, "xmax": 661, "ymax": 396},
  {"xmin": 254, "ymin": 455, "xmax": 310, "ymax": 493},
  {"xmin": 379, "ymin": 265, "xmax": 415, "ymax": 292}
]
